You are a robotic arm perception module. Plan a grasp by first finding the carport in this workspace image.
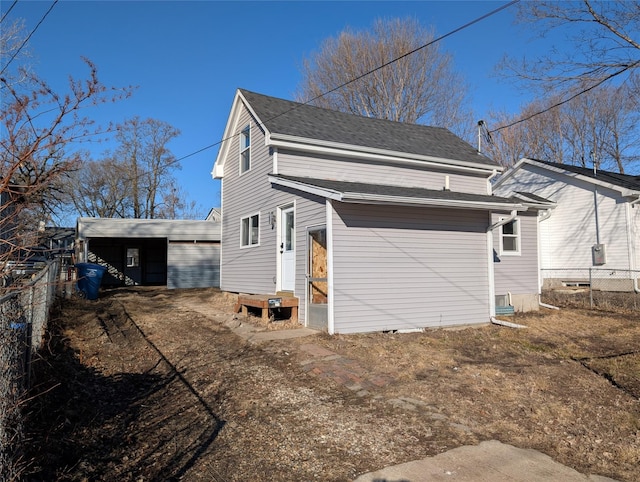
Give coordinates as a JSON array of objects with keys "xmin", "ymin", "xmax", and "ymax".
[{"xmin": 75, "ymin": 218, "xmax": 221, "ymax": 289}]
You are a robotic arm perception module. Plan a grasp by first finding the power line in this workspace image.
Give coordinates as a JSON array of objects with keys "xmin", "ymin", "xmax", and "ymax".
[
  {"xmin": 488, "ymin": 60, "xmax": 640, "ymax": 134},
  {"xmin": 0, "ymin": 0, "xmax": 58, "ymax": 77},
  {"xmin": 176, "ymin": 0, "xmax": 520, "ymax": 163},
  {"xmin": 0, "ymin": 0, "xmax": 19, "ymax": 25}
]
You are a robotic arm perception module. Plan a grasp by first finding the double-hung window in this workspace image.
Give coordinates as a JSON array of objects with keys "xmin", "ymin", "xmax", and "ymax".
[
  {"xmin": 240, "ymin": 125, "xmax": 251, "ymax": 173},
  {"xmin": 500, "ymin": 219, "xmax": 520, "ymax": 255},
  {"xmin": 241, "ymin": 214, "xmax": 259, "ymax": 247}
]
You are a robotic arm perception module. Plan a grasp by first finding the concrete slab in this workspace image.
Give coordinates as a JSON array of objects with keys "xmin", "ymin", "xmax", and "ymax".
[{"xmin": 353, "ymin": 440, "xmax": 619, "ymax": 482}]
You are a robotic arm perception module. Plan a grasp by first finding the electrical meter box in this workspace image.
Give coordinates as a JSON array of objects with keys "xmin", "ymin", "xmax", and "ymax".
[{"xmin": 592, "ymin": 244, "xmax": 606, "ymax": 265}]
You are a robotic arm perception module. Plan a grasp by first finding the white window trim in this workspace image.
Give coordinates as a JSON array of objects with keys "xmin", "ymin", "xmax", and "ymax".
[
  {"xmin": 239, "ymin": 124, "xmax": 251, "ymax": 175},
  {"xmin": 240, "ymin": 212, "xmax": 260, "ymax": 248},
  {"xmin": 499, "ymin": 217, "xmax": 521, "ymax": 256}
]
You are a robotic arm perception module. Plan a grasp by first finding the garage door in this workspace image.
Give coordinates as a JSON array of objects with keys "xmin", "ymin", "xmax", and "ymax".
[{"xmin": 167, "ymin": 241, "xmax": 220, "ymax": 289}]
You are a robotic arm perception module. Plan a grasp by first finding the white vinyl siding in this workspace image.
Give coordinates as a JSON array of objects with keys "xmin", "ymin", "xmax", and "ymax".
[
  {"xmin": 495, "ymin": 164, "xmax": 631, "ymax": 271},
  {"xmin": 277, "ymin": 150, "xmax": 488, "ymax": 195},
  {"xmin": 220, "ymin": 107, "xmax": 275, "ymax": 294},
  {"xmin": 330, "ymin": 203, "xmax": 490, "ymax": 333}
]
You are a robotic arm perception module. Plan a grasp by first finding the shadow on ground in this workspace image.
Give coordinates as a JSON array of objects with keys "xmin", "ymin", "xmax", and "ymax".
[{"xmin": 23, "ymin": 296, "xmax": 225, "ymax": 481}]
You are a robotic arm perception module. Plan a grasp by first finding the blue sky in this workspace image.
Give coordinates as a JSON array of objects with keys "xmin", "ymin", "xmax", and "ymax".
[{"xmin": 2, "ymin": 0, "xmax": 553, "ymax": 222}]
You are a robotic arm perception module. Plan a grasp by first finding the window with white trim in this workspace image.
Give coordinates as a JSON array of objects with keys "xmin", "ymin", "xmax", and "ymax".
[
  {"xmin": 240, "ymin": 125, "xmax": 251, "ymax": 173},
  {"xmin": 241, "ymin": 213, "xmax": 259, "ymax": 247},
  {"xmin": 500, "ymin": 219, "xmax": 520, "ymax": 255}
]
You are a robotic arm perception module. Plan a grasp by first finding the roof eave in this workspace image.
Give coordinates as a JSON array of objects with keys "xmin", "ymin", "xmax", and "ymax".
[
  {"xmin": 269, "ymin": 175, "xmax": 525, "ymax": 211},
  {"xmin": 511, "ymin": 158, "xmax": 640, "ymax": 197}
]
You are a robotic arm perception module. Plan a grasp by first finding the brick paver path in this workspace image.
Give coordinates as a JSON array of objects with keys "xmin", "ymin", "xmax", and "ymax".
[{"xmin": 298, "ymin": 343, "xmax": 393, "ymax": 393}]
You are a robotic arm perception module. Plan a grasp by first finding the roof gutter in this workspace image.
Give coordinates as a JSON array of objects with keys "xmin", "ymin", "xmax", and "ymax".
[
  {"xmin": 342, "ymin": 193, "xmax": 524, "ymax": 211},
  {"xmin": 269, "ymin": 175, "xmax": 525, "ymax": 211}
]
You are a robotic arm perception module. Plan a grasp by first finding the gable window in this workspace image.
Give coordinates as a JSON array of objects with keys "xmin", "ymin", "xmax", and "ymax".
[
  {"xmin": 240, "ymin": 125, "xmax": 251, "ymax": 173},
  {"xmin": 500, "ymin": 219, "xmax": 520, "ymax": 255},
  {"xmin": 241, "ymin": 213, "xmax": 259, "ymax": 247}
]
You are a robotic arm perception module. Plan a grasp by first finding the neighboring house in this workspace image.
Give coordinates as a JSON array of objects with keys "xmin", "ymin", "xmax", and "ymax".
[
  {"xmin": 76, "ymin": 218, "xmax": 221, "ymax": 289},
  {"xmin": 212, "ymin": 89, "xmax": 547, "ymax": 334},
  {"xmin": 494, "ymin": 158, "xmax": 640, "ymax": 290},
  {"xmin": 206, "ymin": 208, "xmax": 222, "ymax": 222},
  {"xmin": 41, "ymin": 227, "xmax": 75, "ymax": 253}
]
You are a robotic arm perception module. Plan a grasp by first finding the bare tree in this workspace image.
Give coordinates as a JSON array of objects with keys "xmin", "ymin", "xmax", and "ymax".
[
  {"xmin": 155, "ymin": 181, "xmax": 203, "ymax": 220},
  {"xmin": 1, "ymin": 57, "xmax": 131, "ymax": 257},
  {"xmin": 502, "ymin": 1, "xmax": 640, "ymax": 96},
  {"xmin": 68, "ymin": 117, "xmax": 188, "ymax": 219},
  {"xmin": 68, "ymin": 156, "xmax": 132, "ymax": 218},
  {"xmin": 485, "ymin": 83, "xmax": 640, "ymax": 172},
  {"xmin": 113, "ymin": 117, "xmax": 181, "ymax": 219},
  {"xmin": 296, "ymin": 17, "xmax": 474, "ymax": 139}
]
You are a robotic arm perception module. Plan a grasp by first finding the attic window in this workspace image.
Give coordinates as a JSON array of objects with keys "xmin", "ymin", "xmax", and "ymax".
[{"xmin": 240, "ymin": 125, "xmax": 251, "ymax": 173}]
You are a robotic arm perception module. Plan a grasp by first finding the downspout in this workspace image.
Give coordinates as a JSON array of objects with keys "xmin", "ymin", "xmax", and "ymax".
[
  {"xmin": 489, "ymin": 209, "xmax": 518, "ymax": 231},
  {"xmin": 487, "ymin": 209, "xmax": 518, "ymax": 319},
  {"xmin": 536, "ymin": 208, "xmax": 559, "ymax": 309},
  {"xmin": 487, "ymin": 217, "xmax": 496, "ymax": 318},
  {"xmin": 625, "ymin": 200, "xmax": 640, "ymax": 293},
  {"xmin": 491, "ymin": 317, "xmax": 527, "ymax": 329},
  {"xmin": 487, "ymin": 169, "xmax": 499, "ymax": 195},
  {"xmin": 594, "ymin": 185, "xmax": 601, "ymax": 245},
  {"xmin": 326, "ymin": 199, "xmax": 335, "ymax": 335}
]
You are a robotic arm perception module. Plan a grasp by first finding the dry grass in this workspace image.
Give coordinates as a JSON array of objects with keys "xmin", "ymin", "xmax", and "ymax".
[{"xmin": 22, "ymin": 288, "xmax": 640, "ymax": 481}]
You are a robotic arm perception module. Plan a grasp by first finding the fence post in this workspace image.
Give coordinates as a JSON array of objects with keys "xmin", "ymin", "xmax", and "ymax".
[{"xmin": 589, "ymin": 268, "xmax": 593, "ymax": 309}]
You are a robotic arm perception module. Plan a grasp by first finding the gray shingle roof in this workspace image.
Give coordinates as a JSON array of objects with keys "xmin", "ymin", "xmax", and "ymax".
[
  {"xmin": 271, "ymin": 174, "xmax": 520, "ymax": 207},
  {"xmin": 531, "ymin": 159, "xmax": 640, "ymax": 191},
  {"xmin": 240, "ymin": 89, "xmax": 498, "ymax": 167}
]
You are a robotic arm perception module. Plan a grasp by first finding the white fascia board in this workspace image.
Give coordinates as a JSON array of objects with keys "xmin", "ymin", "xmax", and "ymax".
[
  {"xmin": 515, "ymin": 158, "xmax": 640, "ymax": 197},
  {"xmin": 492, "ymin": 158, "xmax": 529, "ymax": 189},
  {"xmin": 212, "ymin": 90, "xmax": 272, "ymax": 179},
  {"xmin": 212, "ymin": 93, "xmax": 243, "ymax": 179},
  {"xmin": 342, "ymin": 192, "xmax": 527, "ymax": 211},
  {"xmin": 267, "ymin": 133, "xmax": 501, "ymax": 176},
  {"xmin": 268, "ymin": 175, "xmax": 343, "ymax": 201}
]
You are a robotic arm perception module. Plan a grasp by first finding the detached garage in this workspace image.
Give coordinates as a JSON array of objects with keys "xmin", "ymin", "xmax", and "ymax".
[{"xmin": 76, "ymin": 218, "xmax": 221, "ymax": 289}]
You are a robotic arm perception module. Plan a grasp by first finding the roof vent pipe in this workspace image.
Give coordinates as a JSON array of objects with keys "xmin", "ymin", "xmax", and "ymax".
[{"xmin": 477, "ymin": 120, "xmax": 492, "ymax": 154}]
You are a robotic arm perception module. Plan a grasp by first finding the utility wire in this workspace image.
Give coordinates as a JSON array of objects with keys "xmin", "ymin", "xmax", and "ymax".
[
  {"xmin": 0, "ymin": 0, "xmax": 57, "ymax": 77},
  {"xmin": 176, "ymin": 0, "xmax": 520, "ymax": 163},
  {"xmin": 0, "ymin": 0, "xmax": 19, "ymax": 25},
  {"xmin": 488, "ymin": 60, "xmax": 640, "ymax": 134}
]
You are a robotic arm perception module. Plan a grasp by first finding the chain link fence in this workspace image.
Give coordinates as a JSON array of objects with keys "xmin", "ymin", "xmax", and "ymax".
[
  {"xmin": 0, "ymin": 260, "xmax": 61, "ymax": 480},
  {"xmin": 541, "ymin": 268, "xmax": 640, "ymax": 311}
]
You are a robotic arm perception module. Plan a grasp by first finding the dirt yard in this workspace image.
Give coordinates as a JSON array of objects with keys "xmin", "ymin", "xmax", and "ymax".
[{"xmin": 23, "ymin": 287, "xmax": 640, "ymax": 481}]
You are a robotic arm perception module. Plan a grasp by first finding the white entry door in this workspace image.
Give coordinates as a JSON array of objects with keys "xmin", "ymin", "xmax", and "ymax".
[{"xmin": 280, "ymin": 206, "xmax": 295, "ymax": 291}]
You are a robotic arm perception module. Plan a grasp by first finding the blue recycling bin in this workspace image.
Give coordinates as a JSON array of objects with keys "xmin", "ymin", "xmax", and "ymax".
[{"xmin": 76, "ymin": 263, "xmax": 107, "ymax": 300}]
